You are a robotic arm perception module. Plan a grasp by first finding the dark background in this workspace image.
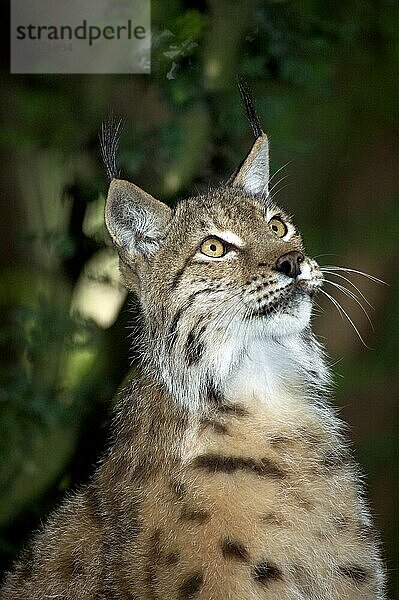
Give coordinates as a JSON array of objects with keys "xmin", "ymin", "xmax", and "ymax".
[{"xmin": 1, "ymin": 0, "xmax": 398, "ymax": 595}]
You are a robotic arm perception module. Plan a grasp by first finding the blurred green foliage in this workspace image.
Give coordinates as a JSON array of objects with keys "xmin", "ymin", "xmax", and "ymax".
[{"xmin": 1, "ymin": 0, "xmax": 398, "ymax": 595}]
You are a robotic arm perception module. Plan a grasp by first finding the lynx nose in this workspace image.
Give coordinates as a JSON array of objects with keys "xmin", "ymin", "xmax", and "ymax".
[{"xmin": 275, "ymin": 251, "xmax": 304, "ymax": 278}]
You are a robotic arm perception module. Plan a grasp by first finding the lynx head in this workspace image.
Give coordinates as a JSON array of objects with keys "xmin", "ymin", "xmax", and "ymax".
[{"xmin": 102, "ymin": 105, "xmax": 324, "ymax": 408}]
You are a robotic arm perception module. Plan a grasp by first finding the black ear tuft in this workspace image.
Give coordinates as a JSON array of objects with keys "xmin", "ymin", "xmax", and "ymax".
[
  {"xmin": 100, "ymin": 115, "xmax": 123, "ymax": 181},
  {"xmin": 237, "ymin": 77, "xmax": 262, "ymax": 139}
]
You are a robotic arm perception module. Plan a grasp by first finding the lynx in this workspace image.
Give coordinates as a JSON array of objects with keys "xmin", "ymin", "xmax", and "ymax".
[{"xmin": 2, "ymin": 86, "xmax": 385, "ymax": 599}]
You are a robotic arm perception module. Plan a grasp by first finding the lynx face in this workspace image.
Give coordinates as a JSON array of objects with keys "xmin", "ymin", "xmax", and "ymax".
[
  {"xmin": 105, "ymin": 132, "xmax": 324, "ymax": 407},
  {"xmin": 149, "ymin": 187, "xmax": 322, "ymax": 342}
]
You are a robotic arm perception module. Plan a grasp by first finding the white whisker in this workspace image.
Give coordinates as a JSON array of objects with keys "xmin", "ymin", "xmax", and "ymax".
[
  {"xmin": 269, "ymin": 160, "xmax": 292, "ymax": 185},
  {"xmin": 321, "ymin": 271, "xmax": 374, "ymax": 309},
  {"xmin": 268, "ymin": 174, "xmax": 290, "ymax": 196},
  {"xmin": 321, "ymin": 266, "xmax": 387, "ymax": 286},
  {"xmin": 322, "ymin": 279, "xmax": 374, "ymax": 330},
  {"xmin": 270, "ymin": 182, "xmax": 293, "ymax": 200},
  {"xmin": 318, "ymin": 288, "xmax": 371, "ymax": 349}
]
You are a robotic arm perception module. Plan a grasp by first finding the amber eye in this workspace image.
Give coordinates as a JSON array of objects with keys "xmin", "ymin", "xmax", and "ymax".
[
  {"xmin": 200, "ymin": 238, "xmax": 226, "ymax": 258},
  {"xmin": 269, "ymin": 217, "xmax": 287, "ymax": 238}
]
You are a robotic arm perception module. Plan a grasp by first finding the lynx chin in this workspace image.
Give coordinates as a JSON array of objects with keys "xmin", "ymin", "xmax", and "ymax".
[{"xmin": 2, "ymin": 88, "xmax": 385, "ymax": 599}]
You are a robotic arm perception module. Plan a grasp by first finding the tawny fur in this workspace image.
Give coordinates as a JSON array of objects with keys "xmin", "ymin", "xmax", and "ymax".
[{"xmin": 2, "ymin": 133, "xmax": 385, "ymax": 599}]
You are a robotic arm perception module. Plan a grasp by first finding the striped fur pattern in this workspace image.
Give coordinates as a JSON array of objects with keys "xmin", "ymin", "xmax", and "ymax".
[{"xmin": 2, "ymin": 128, "xmax": 385, "ymax": 598}]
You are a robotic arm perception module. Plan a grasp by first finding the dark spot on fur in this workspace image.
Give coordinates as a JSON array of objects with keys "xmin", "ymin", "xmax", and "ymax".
[
  {"xmin": 164, "ymin": 551, "xmax": 180, "ymax": 565},
  {"xmin": 206, "ymin": 382, "xmax": 225, "ymax": 405},
  {"xmin": 171, "ymin": 263, "xmax": 190, "ymax": 290},
  {"xmin": 252, "ymin": 561, "xmax": 283, "ymax": 584},
  {"xmin": 192, "ymin": 454, "xmax": 284, "ymax": 478},
  {"xmin": 150, "ymin": 528, "xmax": 161, "ymax": 546},
  {"xmin": 216, "ymin": 403, "xmax": 249, "ymax": 417},
  {"xmin": 261, "ymin": 512, "xmax": 285, "ymax": 526},
  {"xmin": 179, "ymin": 572, "xmax": 203, "ymax": 598},
  {"xmin": 221, "ymin": 538, "xmax": 249, "ymax": 561},
  {"xmin": 179, "ymin": 507, "xmax": 210, "ymax": 524},
  {"xmin": 188, "ymin": 288, "xmax": 218, "ymax": 307},
  {"xmin": 168, "ymin": 290, "xmax": 219, "ymax": 349},
  {"xmin": 291, "ymin": 491, "xmax": 314, "ymax": 511},
  {"xmin": 168, "ymin": 309, "xmax": 183, "ymax": 348},
  {"xmin": 338, "ymin": 564, "xmax": 370, "ymax": 583},
  {"xmin": 59, "ymin": 550, "xmax": 85, "ymax": 579},
  {"xmin": 170, "ymin": 480, "xmax": 186, "ymax": 500},
  {"xmin": 185, "ymin": 330, "xmax": 205, "ymax": 366},
  {"xmin": 199, "ymin": 417, "xmax": 228, "ymax": 435}
]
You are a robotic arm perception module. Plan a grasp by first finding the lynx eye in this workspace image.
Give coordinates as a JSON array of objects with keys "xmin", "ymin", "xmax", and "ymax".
[
  {"xmin": 269, "ymin": 217, "xmax": 287, "ymax": 238},
  {"xmin": 200, "ymin": 238, "xmax": 226, "ymax": 258}
]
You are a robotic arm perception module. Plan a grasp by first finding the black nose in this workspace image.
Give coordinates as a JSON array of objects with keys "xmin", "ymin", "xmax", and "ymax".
[{"xmin": 275, "ymin": 251, "xmax": 304, "ymax": 278}]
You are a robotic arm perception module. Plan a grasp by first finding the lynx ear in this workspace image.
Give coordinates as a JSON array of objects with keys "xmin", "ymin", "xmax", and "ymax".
[
  {"xmin": 231, "ymin": 132, "xmax": 270, "ymax": 196},
  {"xmin": 105, "ymin": 179, "xmax": 171, "ymax": 261}
]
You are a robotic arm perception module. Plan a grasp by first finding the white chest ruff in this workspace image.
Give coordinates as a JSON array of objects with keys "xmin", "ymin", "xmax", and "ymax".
[{"xmin": 223, "ymin": 333, "xmax": 316, "ymax": 408}]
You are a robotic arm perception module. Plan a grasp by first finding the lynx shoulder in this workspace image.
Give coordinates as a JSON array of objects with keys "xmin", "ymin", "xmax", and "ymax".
[{"xmin": 2, "ymin": 90, "xmax": 385, "ymax": 599}]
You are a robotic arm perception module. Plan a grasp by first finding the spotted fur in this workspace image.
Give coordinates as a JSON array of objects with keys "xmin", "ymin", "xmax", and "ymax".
[{"xmin": 1, "ymin": 117, "xmax": 385, "ymax": 599}]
